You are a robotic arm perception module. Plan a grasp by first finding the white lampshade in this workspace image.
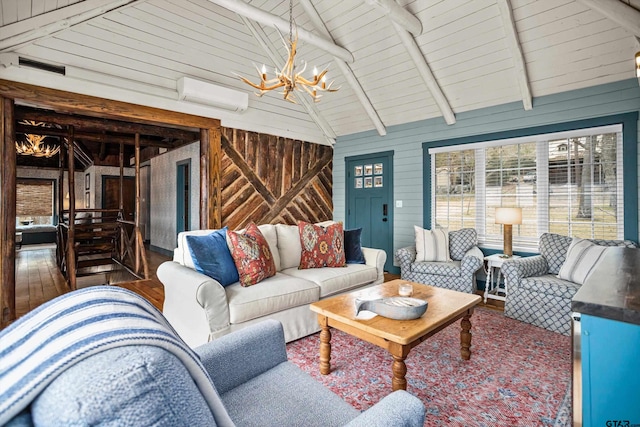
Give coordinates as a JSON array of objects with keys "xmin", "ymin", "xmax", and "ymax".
[{"xmin": 495, "ymin": 207, "xmax": 522, "ymax": 225}]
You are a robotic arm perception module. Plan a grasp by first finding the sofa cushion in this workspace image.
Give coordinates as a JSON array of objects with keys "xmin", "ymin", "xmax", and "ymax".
[
  {"xmin": 344, "ymin": 228, "xmax": 365, "ymax": 264},
  {"xmin": 276, "ymin": 224, "xmax": 302, "ymax": 270},
  {"xmin": 31, "ymin": 346, "xmax": 216, "ymax": 427},
  {"xmin": 227, "ymin": 223, "xmax": 277, "ymax": 287},
  {"xmin": 519, "ymin": 275, "xmax": 581, "ymax": 299},
  {"xmin": 225, "ymin": 273, "xmax": 319, "ymax": 324},
  {"xmin": 221, "ymin": 362, "xmax": 359, "ymax": 426},
  {"xmin": 257, "ymin": 224, "xmax": 280, "ymax": 272},
  {"xmin": 449, "ymin": 228, "xmax": 477, "ymax": 261},
  {"xmin": 187, "ymin": 228, "xmax": 239, "ymax": 287},
  {"xmin": 539, "ymin": 233, "xmax": 573, "ymax": 275},
  {"xmin": 539, "ymin": 232, "xmax": 637, "ymax": 275},
  {"xmin": 410, "ymin": 260, "xmax": 461, "ymax": 277},
  {"xmin": 282, "ymin": 264, "xmax": 378, "ymax": 298},
  {"xmin": 298, "ymin": 221, "xmax": 346, "ymax": 268},
  {"xmin": 414, "ymin": 226, "xmax": 450, "ymax": 262},
  {"xmin": 557, "ymin": 238, "xmax": 608, "ymax": 285}
]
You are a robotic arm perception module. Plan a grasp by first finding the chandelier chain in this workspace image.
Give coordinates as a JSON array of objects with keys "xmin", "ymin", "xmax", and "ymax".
[{"xmin": 289, "ymin": 0, "xmax": 293, "ymax": 46}]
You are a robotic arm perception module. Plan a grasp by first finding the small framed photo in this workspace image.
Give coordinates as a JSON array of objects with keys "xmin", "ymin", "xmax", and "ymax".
[
  {"xmin": 85, "ymin": 173, "xmax": 90, "ymax": 190},
  {"xmin": 374, "ymin": 176, "xmax": 383, "ymax": 187},
  {"xmin": 84, "ymin": 192, "xmax": 90, "ymax": 208},
  {"xmin": 374, "ymin": 163, "xmax": 383, "ymax": 174},
  {"xmin": 355, "ymin": 178, "xmax": 363, "ymax": 189},
  {"xmin": 354, "ymin": 165, "xmax": 363, "ymax": 176},
  {"xmin": 364, "ymin": 177, "xmax": 373, "ymax": 188},
  {"xmin": 364, "ymin": 164, "xmax": 373, "ymax": 175}
]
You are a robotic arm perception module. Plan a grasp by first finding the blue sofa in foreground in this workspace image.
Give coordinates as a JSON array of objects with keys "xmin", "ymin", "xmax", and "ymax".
[{"xmin": 1, "ymin": 286, "xmax": 425, "ymax": 427}]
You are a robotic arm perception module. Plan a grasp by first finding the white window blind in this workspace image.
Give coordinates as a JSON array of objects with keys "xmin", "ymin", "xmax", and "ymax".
[{"xmin": 430, "ymin": 124, "xmax": 624, "ymax": 251}]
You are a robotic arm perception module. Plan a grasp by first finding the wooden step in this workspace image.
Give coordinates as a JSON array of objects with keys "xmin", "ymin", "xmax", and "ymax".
[
  {"xmin": 76, "ymin": 243, "xmax": 114, "ymax": 255},
  {"xmin": 77, "ymin": 256, "xmax": 113, "ymax": 269},
  {"xmin": 73, "ymin": 222, "xmax": 120, "ymax": 232},
  {"xmin": 75, "ymin": 230, "xmax": 118, "ymax": 240},
  {"xmin": 76, "ymin": 264, "xmax": 118, "ymax": 277}
]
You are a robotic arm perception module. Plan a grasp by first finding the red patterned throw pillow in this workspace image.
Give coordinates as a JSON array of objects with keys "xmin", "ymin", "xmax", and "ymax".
[
  {"xmin": 298, "ymin": 221, "xmax": 346, "ymax": 269},
  {"xmin": 227, "ymin": 223, "xmax": 276, "ymax": 286}
]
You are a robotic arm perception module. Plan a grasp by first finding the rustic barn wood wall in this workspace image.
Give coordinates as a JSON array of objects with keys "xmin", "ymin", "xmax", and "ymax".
[{"xmin": 221, "ymin": 128, "xmax": 333, "ymax": 230}]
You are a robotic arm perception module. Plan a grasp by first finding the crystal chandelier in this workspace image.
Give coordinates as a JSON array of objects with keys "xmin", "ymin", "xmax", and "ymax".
[
  {"xmin": 239, "ymin": 0, "xmax": 338, "ymax": 103},
  {"xmin": 15, "ymin": 121, "xmax": 60, "ymax": 158}
]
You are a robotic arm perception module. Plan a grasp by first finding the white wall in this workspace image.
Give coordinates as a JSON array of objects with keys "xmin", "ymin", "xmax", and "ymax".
[{"xmin": 150, "ymin": 142, "xmax": 200, "ymax": 251}]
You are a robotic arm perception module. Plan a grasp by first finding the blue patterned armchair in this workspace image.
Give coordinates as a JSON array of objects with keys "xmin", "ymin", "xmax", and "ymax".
[
  {"xmin": 502, "ymin": 233, "xmax": 637, "ymax": 335},
  {"xmin": 396, "ymin": 228, "xmax": 484, "ymax": 293}
]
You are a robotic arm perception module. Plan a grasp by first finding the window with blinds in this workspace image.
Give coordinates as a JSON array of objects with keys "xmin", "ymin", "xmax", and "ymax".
[
  {"xmin": 430, "ymin": 124, "xmax": 623, "ymax": 251},
  {"xmin": 16, "ymin": 179, "xmax": 55, "ymax": 224}
]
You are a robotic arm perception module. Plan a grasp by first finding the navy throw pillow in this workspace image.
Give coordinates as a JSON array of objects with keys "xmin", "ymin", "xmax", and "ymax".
[
  {"xmin": 186, "ymin": 227, "xmax": 239, "ymax": 286},
  {"xmin": 344, "ymin": 228, "xmax": 366, "ymax": 264}
]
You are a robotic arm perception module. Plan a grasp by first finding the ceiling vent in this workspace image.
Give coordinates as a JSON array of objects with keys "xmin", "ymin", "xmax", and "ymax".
[
  {"xmin": 177, "ymin": 77, "xmax": 248, "ymax": 112},
  {"xmin": 19, "ymin": 57, "xmax": 65, "ymax": 75}
]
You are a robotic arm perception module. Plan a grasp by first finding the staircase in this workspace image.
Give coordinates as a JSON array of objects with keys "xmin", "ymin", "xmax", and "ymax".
[{"xmin": 57, "ymin": 209, "xmax": 148, "ymax": 289}]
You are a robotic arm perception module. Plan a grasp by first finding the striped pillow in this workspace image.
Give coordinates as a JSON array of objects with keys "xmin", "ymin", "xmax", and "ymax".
[
  {"xmin": 414, "ymin": 226, "xmax": 450, "ymax": 262},
  {"xmin": 557, "ymin": 238, "xmax": 608, "ymax": 285}
]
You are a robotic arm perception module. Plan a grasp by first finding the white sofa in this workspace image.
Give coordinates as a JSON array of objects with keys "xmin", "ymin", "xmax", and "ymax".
[{"xmin": 157, "ymin": 223, "xmax": 386, "ymax": 348}]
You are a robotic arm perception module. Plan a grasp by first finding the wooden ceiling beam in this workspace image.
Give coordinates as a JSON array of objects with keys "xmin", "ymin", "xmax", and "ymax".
[
  {"xmin": 363, "ymin": 0, "xmax": 422, "ymax": 36},
  {"xmin": 15, "ymin": 106, "xmax": 199, "ymax": 141},
  {"xmin": 299, "ymin": 0, "xmax": 387, "ymax": 137},
  {"xmin": 0, "ymin": 79, "xmax": 219, "ymax": 130},
  {"xmin": 206, "ymin": 0, "xmax": 354, "ymax": 63},
  {"xmin": 392, "ymin": 22, "xmax": 456, "ymax": 125},
  {"xmin": 15, "ymin": 124, "xmax": 176, "ymax": 149},
  {"xmin": 496, "ymin": 0, "xmax": 532, "ymax": 111},
  {"xmin": 577, "ymin": 0, "xmax": 640, "ymax": 37}
]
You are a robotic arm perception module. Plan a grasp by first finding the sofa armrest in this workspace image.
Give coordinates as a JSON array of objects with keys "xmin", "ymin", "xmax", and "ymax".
[
  {"xmin": 156, "ymin": 261, "xmax": 230, "ymax": 348},
  {"xmin": 194, "ymin": 319, "xmax": 288, "ymax": 396},
  {"xmin": 344, "ymin": 390, "xmax": 425, "ymax": 427},
  {"xmin": 395, "ymin": 246, "xmax": 416, "ymax": 273},
  {"xmin": 362, "ymin": 246, "xmax": 387, "ymax": 283},
  {"xmin": 501, "ymin": 255, "xmax": 549, "ymax": 289},
  {"xmin": 460, "ymin": 246, "xmax": 484, "ymax": 276}
]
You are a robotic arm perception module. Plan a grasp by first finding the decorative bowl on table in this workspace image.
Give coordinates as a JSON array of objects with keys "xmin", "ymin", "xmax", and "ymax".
[{"xmin": 355, "ymin": 297, "xmax": 428, "ymax": 320}]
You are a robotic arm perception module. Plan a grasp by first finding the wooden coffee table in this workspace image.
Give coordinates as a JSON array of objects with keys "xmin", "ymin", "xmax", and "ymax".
[{"xmin": 309, "ymin": 279, "xmax": 482, "ymax": 391}]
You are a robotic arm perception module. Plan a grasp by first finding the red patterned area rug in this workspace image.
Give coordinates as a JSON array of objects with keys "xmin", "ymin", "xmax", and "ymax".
[{"xmin": 286, "ymin": 308, "xmax": 572, "ymax": 427}]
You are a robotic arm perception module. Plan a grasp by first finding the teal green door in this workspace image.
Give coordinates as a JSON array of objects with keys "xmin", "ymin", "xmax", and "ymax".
[
  {"xmin": 176, "ymin": 160, "xmax": 190, "ymax": 234},
  {"xmin": 346, "ymin": 151, "xmax": 393, "ymax": 272}
]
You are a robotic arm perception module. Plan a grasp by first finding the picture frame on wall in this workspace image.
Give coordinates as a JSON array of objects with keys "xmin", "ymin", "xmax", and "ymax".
[
  {"xmin": 85, "ymin": 192, "xmax": 90, "ymax": 208},
  {"xmin": 85, "ymin": 173, "xmax": 90, "ymax": 190}
]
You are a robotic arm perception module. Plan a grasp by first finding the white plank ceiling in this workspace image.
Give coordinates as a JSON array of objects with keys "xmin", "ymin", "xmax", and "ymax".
[{"xmin": 0, "ymin": 0, "xmax": 638, "ymax": 145}]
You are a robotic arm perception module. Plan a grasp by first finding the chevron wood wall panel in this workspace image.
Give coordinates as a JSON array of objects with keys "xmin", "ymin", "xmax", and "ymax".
[{"xmin": 221, "ymin": 128, "xmax": 333, "ymax": 230}]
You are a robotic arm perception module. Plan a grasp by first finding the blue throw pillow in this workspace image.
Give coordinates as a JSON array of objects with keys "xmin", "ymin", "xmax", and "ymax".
[
  {"xmin": 344, "ymin": 228, "xmax": 366, "ymax": 264},
  {"xmin": 186, "ymin": 227, "xmax": 239, "ymax": 286}
]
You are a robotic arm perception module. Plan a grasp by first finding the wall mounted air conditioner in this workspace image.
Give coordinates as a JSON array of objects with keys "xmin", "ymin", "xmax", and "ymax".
[{"xmin": 177, "ymin": 77, "xmax": 248, "ymax": 112}]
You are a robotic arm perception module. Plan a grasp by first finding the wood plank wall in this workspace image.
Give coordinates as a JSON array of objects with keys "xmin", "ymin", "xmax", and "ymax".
[{"xmin": 220, "ymin": 128, "xmax": 333, "ymax": 229}]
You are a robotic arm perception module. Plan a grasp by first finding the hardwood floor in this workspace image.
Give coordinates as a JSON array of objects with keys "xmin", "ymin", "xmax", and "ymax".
[{"xmin": 12, "ymin": 243, "xmax": 170, "ymax": 325}]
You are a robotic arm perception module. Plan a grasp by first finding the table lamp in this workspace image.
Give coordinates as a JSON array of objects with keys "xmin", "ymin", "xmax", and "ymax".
[{"xmin": 495, "ymin": 207, "xmax": 522, "ymax": 257}]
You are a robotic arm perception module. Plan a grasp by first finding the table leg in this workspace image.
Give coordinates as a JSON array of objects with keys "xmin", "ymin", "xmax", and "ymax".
[
  {"xmin": 484, "ymin": 265, "xmax": 492, "ymax": 303},
  {"xmin": 319, "ymin": 321, "xmax": 332, "ymax": 375},
  {"xmin": 392, "ymin": 355, "xmax": 408, "ymax": 391},
  {"xmin": 460, "ymin": 311, "xmax": 473, "ymax": 360}
]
